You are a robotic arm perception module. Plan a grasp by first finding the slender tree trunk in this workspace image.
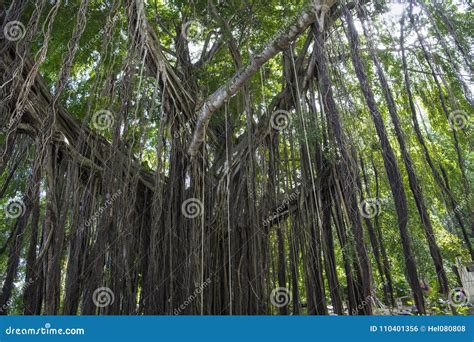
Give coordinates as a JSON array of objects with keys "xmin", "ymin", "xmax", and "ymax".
[
  {"xmin": 359, "ymin": 157, "xmax": 388, "ymax": 305},
  {"xmin": 313, "ymin": 25, "xmax": 372, "ymax": 314},
  {"xmin": 359, "ymin": 7, "xmax": 449, "ymax": 294},
  {"xmin": 408, "ymin": 4, "xmax": 469, "ymax": 197},
  {"xmin": 400, "ymin": 11, "xmax": 474, "ymax": 260},
  {"xmin": 23, "ymin": 174, "xmax": 41, "ymax": 315},
  {"xmin": 371, "ymin": 158, "xmax": 395, "ymax": 308},
  {"xmin": 343, "ymin": 6, "xmax": 425, "ymax": 313}
]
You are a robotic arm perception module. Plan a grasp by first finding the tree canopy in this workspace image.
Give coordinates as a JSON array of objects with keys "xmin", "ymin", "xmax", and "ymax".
[{"xmin": 0, "ymin": 0, "xmax": 472, "ymax": 315}]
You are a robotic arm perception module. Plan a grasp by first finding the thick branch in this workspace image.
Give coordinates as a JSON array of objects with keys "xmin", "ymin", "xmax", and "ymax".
[{"xmin": 187, "ymin": 0, "xmax": 336, "ymax": 156}]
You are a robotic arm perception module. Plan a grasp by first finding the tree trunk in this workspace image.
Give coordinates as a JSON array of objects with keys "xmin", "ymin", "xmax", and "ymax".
[
  {"xmin": 343, "ymin": 6, "xmax": 425, "ymax": 313},
  {"xmin": 359, "ymin": 6, "xmax": 449, "ymax": 295}
]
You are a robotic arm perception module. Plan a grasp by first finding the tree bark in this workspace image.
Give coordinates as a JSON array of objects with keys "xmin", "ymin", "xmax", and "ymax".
[
  {"xmin": 188, "ymin": 0, "xmax": 337, "ymax": 156},
  {"xmin": 359, "ymin": 6, "xmax": 448, "ymax": 295},
  {"xmin": 342, "ymin": 5, "xmax": 425, "ymax": 313}
]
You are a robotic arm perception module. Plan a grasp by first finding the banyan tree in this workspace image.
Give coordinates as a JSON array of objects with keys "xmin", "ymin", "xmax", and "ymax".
[{"xmin": 0, "ymin": 0, "xmax": 472, "ymax": 315}]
